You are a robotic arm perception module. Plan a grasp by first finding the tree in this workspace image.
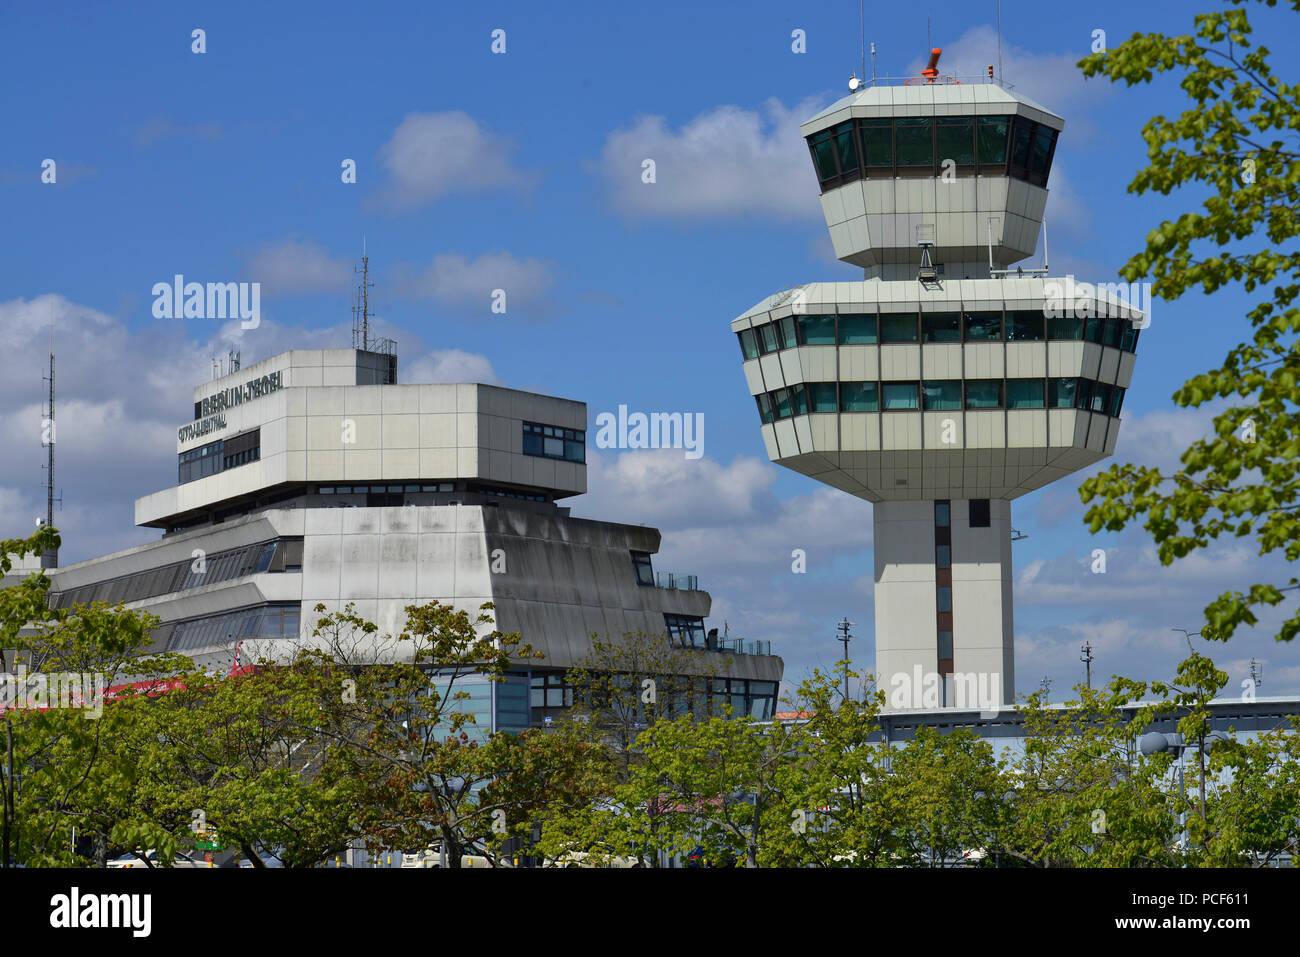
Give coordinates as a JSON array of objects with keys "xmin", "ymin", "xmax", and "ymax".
[
  {"xmin": 1005, "ymin": 683, "xmax": 1180, "ymax": 867},
  {"xmin": 320, "ymin": 601, "xmax": 541, "ymax": 868},
  {"xmin": 532, "ymin": 630, "xmax": 723, "ymax": 867},
  {"xmin": 763, "ymin": 666, "xmax": 900, "ymax": 867},
  {"xmin": 1077, "ymin": 0, "xmax": 1300, "ymax": 645}
]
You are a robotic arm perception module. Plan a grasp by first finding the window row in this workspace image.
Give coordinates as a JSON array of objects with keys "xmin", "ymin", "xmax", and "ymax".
[
  {"xmin": 50, "ymin": 539, "xmax": 297, "ymax": 610},
  {"xmin": 318, "ymin": 483, "xmax": 456, "ymax": 494},
  {"xmin": 738, "ymin": 310, "xmax": 1140, "ymax": 359},
  {"xmin": 178, "ymin": 430, "xmax": 261, "ymax": 485},
  {"xmin": 755, "ymin": 376, "xmax": 1126, "ymax": 420},
  {"xmin": 168, "ymin": 602, "xmax": 302, "ymax": 652},
  {"xmin": 807, "ymin": 114, "xmax": 1057, "ymax": 190},
  {"xmin": 530, "ymin": 672, "xmax": 778, "ymax": 722},
  {"xmin": 223, "ymin": 446, "xmax": 260, "ymax": 470},
  {"xmin": 522, "ymin": 421, "xmax": 586, "ymax": 463}
]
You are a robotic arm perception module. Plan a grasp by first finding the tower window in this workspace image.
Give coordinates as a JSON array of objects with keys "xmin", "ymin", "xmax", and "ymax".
[
  {"xmin": 631, "ymin": 551, "xmax": 655, "ymax": 587},
  {"xmin": 969, "ymin": 499, "xmax": 991, "ymax": 528}
]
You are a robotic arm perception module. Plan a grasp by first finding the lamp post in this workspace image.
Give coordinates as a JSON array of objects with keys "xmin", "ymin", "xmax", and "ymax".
[{"xmin": 1140, "ymin": 730, "xmax": 1230, "ymax": 864}]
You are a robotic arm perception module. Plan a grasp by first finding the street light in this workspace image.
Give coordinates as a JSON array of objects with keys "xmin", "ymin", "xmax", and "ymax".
[{"xmin": 1140, "ymin": 729, "xmax": 1229, "ymax": 863}]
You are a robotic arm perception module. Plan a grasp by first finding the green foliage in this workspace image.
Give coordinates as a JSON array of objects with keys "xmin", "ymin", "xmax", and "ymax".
[{"xmin": 1076, "ymin": 0, "xmax": 1300, "ymax": 645}]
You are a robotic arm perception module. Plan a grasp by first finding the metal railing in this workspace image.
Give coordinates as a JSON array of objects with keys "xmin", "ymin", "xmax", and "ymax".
[{"xmin": 655, "ymin": 572, "xmax": 698, "ymax": 591}]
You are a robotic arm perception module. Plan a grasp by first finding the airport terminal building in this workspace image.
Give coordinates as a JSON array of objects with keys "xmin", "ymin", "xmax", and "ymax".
[{"xmin": 36, "ymin": 346, "xmax": 783, "ymax": 731}]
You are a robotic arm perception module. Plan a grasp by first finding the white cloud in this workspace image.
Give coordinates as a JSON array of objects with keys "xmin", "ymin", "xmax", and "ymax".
[
  {"xmin": 594, "ymin": 98, "xmax": 825, "ymax": 220},
  {"xmin": 403, "ymin": 349, "xmax": 502, "ymax": 385},
  {"xmin": 390, "ymin": 251, "xmax": 554, "ymax": 310},
  {"xmin": 240, "ymin": 238, "xmax": 353, "ymax": 294},
  {"xmin": 374, "ymin": 111, "xmax": 531, "ymax": 211},
  {"xmin": 904, "ymin": 25, "xmax": 1110, "ymax": 118}
]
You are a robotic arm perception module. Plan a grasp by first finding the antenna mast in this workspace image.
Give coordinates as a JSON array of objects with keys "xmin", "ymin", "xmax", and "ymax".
[
  {"xmin": 353, "ymin": 238, "xmax": 374, "ymax": 352},
  {"xmin": 41, "ymin": 302, "xmax": 60, "ymax": 568}
]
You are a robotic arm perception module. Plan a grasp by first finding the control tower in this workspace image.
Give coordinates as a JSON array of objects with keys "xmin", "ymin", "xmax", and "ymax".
[{"xmin": 730, "ymin": 51, "xmax": 1143, "ymax": 708}]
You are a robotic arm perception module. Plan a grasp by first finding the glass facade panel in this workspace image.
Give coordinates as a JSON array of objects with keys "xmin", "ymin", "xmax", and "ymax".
[
  {"xmin": 833, "ymin": 121, "xmax": 858, "ymax": 173},
  {"xmin": 965, "ymin": 380, "xmax": 1003, "ymax": 409},
  {"xmin": 882, "ymin": 382, "xmax": 918, "ymax": 410},
  {"xmin": 739, "ymin": 329, "xmax": 758, "ymax": 359},
  {"xmin": 895, "ymin": 117, "xmax": 933, "ymax": 167},
  {"xmin": 778, "ymin": 316, "xmax": 797, "ymax": 349},
  {"xmin": 1006, "ymin": 379, "xmax": 1045, "ymax": 409},
  {"xmin": 1047, "ymin": 315, "xmax": 1083, "ymax": 340},
  {"xmin": 964, "ymin": 312, "xmax": 1002, "ymax": 340},
  {"xmin": 798, "ymin": 315, "xmax": 837, "ymax": 345},
  {"xmin": 773, "ymin": 389, "xmax": 793, "ymax": 419},
  {"xmin": 756, "ymin": 393, "xmax": 774, "ymax": 424},
  {"xmin": 977, "ymin": 116, "xmax": 1010, "ymax": 165},
  {"xmin": 936, "ymin": 118, "xmax": 975, "ymax": 166},
  {"xmin": 937, "ymin": 587, "xmax": 952, "ymax": 613},
  {"xmin": 808, "ymin": 383, "xmax": 838, "ymax": 413},
  {"xmin": 837, "ymin": 314, "xmax": 877, "ymax": 344},
  {"xmin": 860, "ymin": 120, "xmax": 892, "ymax": 167},
  {"xmin": 1006, "ymin": 310, "xmax": 1045, "ymax": 341},
  {"xmin": 1103, "ymin": 318, "xmax": 1125, "ymax": 349},
  {"xmin": 760, "ymin": 324, "xmax": 779, "ymax": 354},
  {"xmin": 922, "ymin": 380, "xmax": 962, "ymax": 410},
  {"xmin": 1049, "ymin": 377, "xmax": 1077, "ymax": 408},
  {"xmin": 880, "ymin": 313, "xmax": 918, "ymax": 343},
  {"xmin": 811, "ymin": 133, "xmax": 837, "ymax": 181},
  {"xmin": 922, "ymin": 313, "xmax": 961, "ymax": 342},
  {"xmin": 839, "ymin": 382, "xmax": 879, "ymax": 412}
]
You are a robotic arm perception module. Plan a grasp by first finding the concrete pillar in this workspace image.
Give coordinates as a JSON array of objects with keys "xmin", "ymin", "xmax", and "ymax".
[{"xmin": 874, "ymin": 498, "xmax": 1014, "ymax": 710}]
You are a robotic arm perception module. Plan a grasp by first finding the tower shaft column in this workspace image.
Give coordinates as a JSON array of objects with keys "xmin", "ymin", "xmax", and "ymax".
[{"xmin": 874, "ymin": 498, "xmax": 1014, "ymax": 710}]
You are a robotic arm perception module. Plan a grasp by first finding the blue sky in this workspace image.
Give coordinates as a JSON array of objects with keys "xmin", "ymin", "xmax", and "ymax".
[{"xmin": 2, "ymin": 0, "xmax": 1298, "ymax": 701}]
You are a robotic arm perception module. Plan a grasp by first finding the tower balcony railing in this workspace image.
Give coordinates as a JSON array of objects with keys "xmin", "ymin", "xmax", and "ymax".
[
  {"xmin": 655, "ymin": 572, "xmax": 698, "ymax": 591},
  {"xmin": 672, "ymin": 633, "xmax": 772, "ymax": 656}
]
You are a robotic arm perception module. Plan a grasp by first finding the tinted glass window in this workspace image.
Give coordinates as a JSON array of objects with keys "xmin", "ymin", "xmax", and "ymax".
[
  {"xmin": 840, "ymin": 382, "xmax": 879, "ymax": 412},
  {"xmin": 895, "ymin": 118, "xmax": 933, "ymax": 167},
  {"xmin": 760, "ymin": 324, "xmax": 779, "ymax": 354},
  {"xmin": 970, "ymin": 499, "xmax": 991, "ymax": 528},
  {"xmin": 938, "ymin": 630, "xmax": 953, "ymax": 658},
  {"xmin": 964, "ymin": 312, "xmax": 1002, "ymax": 340},
  {"xmin": 778, "ymin": 316, "xmax": 797, "ymax": 349},
  {"xmin": 880, "ymin": 313, "xmax": 918, "ymax": 343},
  {"xmin": 798, "ymin": 315, "xmax": 837, "ymax": 345},
  {"xmin": 977, "ymin": 116, "xmax": 1011, "ymax": 165},
  {"xmin": 882, "ymin": 382, "xmax": 918, "ymax": 410},
  {"xmin": 838, "ymin": 314, "xmax": 877, "ymax": 344},
  {"xmin": 773, "ymin": 389, "xmax": 793, "ymax": 418},
  {"xmin": 922, "ymin": 380, "xmax": 962, "ymax": 410},
  {"xmin": 936, "ymin": 118, "xmax": 975, "ymax": 167},
  {"xmin": 935, "ymin": 502, "xmax": 951, "ymax": 527},
  {"xmin": 833, "ymin": 121, "xmax": 859, "ymax": 173},
  {"xmin": 1049, "ymin": 377, "xmax": 1077, "ymax": 408},
  {"xmin": 1010, "ymin": 118, "xmax": 1034, "ymax": 172},
  {"xmin": 1031, "ymin": 126, "xmax": 1055, "ymax": 177},
  {"xmin": 1047, "ymin": 315, "xmax": 1083, "ymax": 339},
  {"xmin": 1085, "ymin": 316, "xmax": 1105, "ymax": 343},
  {"xmin": 965, "ymin": 380, "xmax": 1003, "ymax": 409},
  {"xmin": 1006, "ymin": 379, "xmax": 1045, "ymax": 409},
  {"xmin": 808, "ymin": 383, "xmax": 838, "ymax": 413},
  {"xmin": 1103, "ymin": 318, "xmax": 1125, "ymax": 349},
  {"xmin": 922, "ymin": 313, "xmax": 961, "ymax": 342},
  {"xmin": 861, "ymin": 120, "xmax": 892, "ymax": 167},
  {"xmin": 739, "ymin": 329, "xmax": 758, "ymax": 359},
  {"xmin": 936, "ymin": 544, "xmax": 951, "ymax": 568},
  {"xmin": 811, "ymin": 132, "xmax": 837, "ymax": 181},
  {"xmin": 1006, "ymin": 311, "xmax": 1045, "ymax": 341},
  {"xmin": 937, "ymin": 586, "xmax": 953, "ymax": 613},
  {"xmin": 757, "ymin": 394, "xmax": 774, "ymax": 423}
]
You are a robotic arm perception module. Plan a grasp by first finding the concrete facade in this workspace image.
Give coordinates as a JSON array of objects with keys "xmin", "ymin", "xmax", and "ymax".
[
  {"xmin": 38, "ymin": 348, "xmax": 783, "ymax": 728},
  {"xmin": 731, "ymin": 72, "xmax": 1143, "ymax": 709}
]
